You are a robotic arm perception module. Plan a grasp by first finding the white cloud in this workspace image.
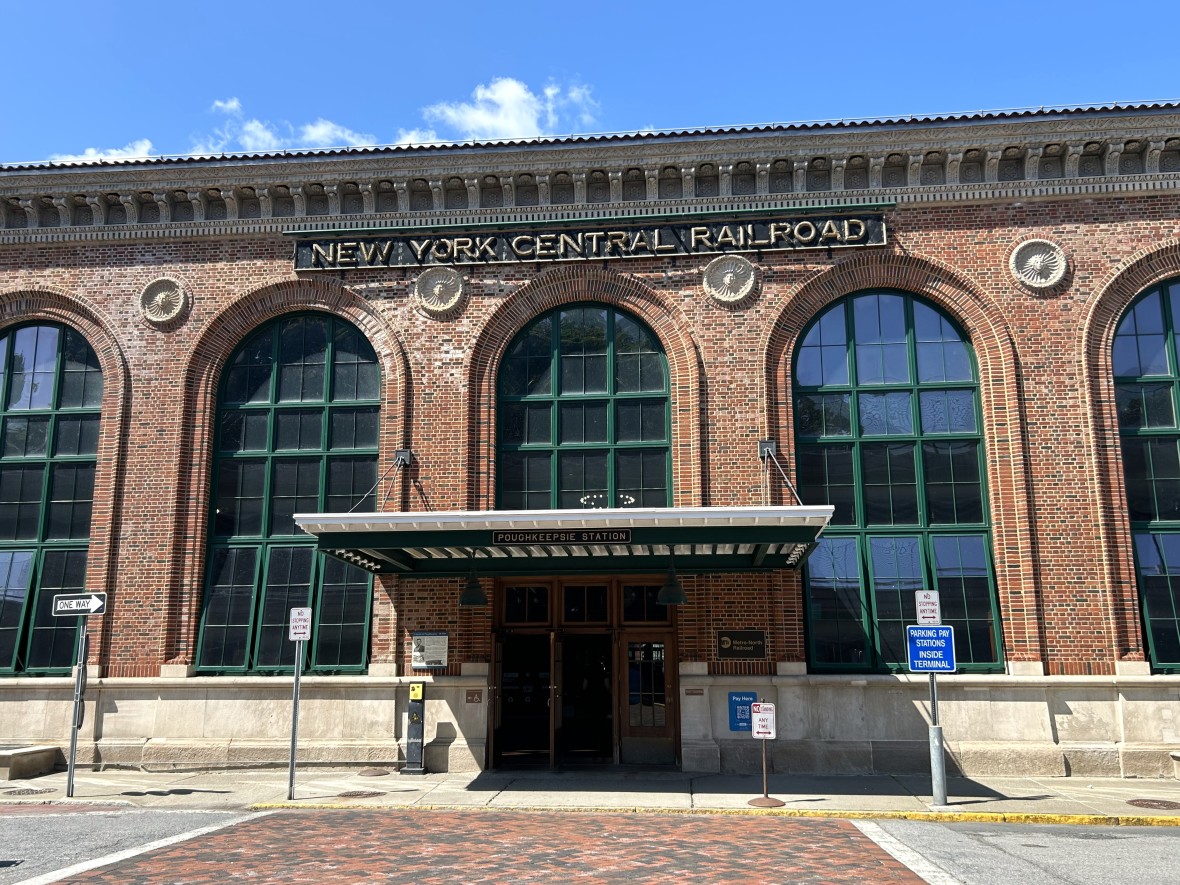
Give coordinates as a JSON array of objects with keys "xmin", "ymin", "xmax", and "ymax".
[
  {"xmin": 394, "ymin": 127, "xmax": 440, "ymax": 146},
  {"xmin": 422, "ymin": 78, "xmax": 599, "ymax": 141},
  {"xmin": 188, "ymin": 101, "xmax": 371, "ymax": 155},
  {"xmin": 300, "ymin": 119, "xmax": 375, "ymax": 148},
  {"xmin": 48, "ymin": 138, "xmax": 155, "ymax": 164},
  {"xmin": 238, "ymin": 119, "xmax": 285, "ymax": 152}
]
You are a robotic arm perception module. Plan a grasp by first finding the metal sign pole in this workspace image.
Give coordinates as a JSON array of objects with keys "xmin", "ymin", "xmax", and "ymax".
[
  {"xmin": 929, "ymin": 672, "xmax": 947, "ymax": 806},
  {"xmin": 288, "ymin": 638, "xmax": 304, "ymax": 802},
  {"xmin": 66, "ymin": 620, "xmax": 88, "ymax": 798}
]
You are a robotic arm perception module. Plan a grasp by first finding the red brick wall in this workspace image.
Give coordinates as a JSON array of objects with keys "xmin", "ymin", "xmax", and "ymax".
[{"xmin": 2, "ymin": 192, "xmax": 1179, "ymax": 676}]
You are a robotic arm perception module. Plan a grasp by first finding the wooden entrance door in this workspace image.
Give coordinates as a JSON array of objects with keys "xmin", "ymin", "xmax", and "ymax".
[{"xmin": 618, "ymin": 633, "xmax": 677, "ymax": 765}]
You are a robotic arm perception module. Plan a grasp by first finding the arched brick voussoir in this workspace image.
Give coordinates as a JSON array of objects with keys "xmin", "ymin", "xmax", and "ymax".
[
  {"xmin": 1079, "ymin": 239, "xmax": 1180, "ymax": 665},
  {"xmin": 762, "ymin": 250, "xmax": 1042, "ymax": 665},
  {"xmin": 465, "ymin": 264, "xmax": 704, "ymax": 510},
  {"xmin": 0, "ymin": 285, "xmax": 131, "ymax": 670},
  {"xmin": 162, "ymin": 276, "xmax": 410, "ymax": 666}
]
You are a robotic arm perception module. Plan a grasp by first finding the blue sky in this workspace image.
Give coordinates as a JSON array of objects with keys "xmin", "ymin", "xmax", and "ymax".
[{"xmin": 4, "ymin": 0, "xmax": 1178, "ymax": 164}]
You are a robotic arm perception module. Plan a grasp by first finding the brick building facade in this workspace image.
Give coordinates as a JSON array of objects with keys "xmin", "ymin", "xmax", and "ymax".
[{"xmin": 2, "ymin": 103, "xmax": 1180, "ymax": 776}]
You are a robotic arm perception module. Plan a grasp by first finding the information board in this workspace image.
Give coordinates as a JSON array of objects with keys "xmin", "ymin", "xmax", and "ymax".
[{"xmin": 906, "ymin": 625, "xmax": 956, "ymax": 673}]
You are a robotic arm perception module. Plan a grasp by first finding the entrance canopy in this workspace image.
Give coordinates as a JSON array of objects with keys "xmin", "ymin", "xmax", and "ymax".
[{"xmin": 294, "ymin": 506, "xmax": 834, "ymax": 577}]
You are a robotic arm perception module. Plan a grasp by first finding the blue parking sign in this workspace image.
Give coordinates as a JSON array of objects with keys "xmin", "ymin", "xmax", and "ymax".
[
  {"xmin": 728, "ymin": 692, "xmax": 757, "ymax": 731},
  {"xmin": 906, "ymin": 625, "xmax": 956, "ymax": 673}
]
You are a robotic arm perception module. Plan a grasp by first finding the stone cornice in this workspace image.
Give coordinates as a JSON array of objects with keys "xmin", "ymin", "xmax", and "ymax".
[{"xmin": 2, "ymin": 109, "xmax": 1178, "ymax": 245}]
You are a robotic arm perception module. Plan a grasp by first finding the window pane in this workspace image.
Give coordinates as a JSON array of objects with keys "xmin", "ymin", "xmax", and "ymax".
[
  {"xmin": 277, "ymin": 317, "xmax": 328, "ymax": 402},
  {"xmin": 795, "ymin": 394, "xmax": 851, "ymax": 437},
  {"xmin": 559, "ymin": 307, "xmax": 608, "ymax": 394},
  {"xmin": 560, "ymin": 402, "xmax": 608, "ymax": 444},
  {"xmin": 501, "ymin": 403, "xmax": 551, "ymax": 445},
  {"xmin": 797, "ymin": 445, "xmax": 856, "ymax": 525},
  {"xmin": 0, "ymin": 550, "xmax": 34, "ymax": 670},
  {"xmin": 616, "ymin": 449, "xmax": 667, "ymax": 507},
  {"xmin": 224, "ymin": 330, "xmax": 273, "ymax": 404},
  {"xmin": 329, "ymin": 407, "xmax": 379, "ymax": 450},
  {"xmin": 563, "ymin": 584, "xmax": 609, "ymax": 622},
  {"xmin": 931, "ymin": 535, "xmax": 998, "ymax": 664},
  {"xmin": 558, "ymin": 451, "xmax": 608, "ymax": 509},
  {"xmin": 326, "ymin": 457, "xmax": 376, "ymax": 513},
  {"xmin": 46, "ymin": 463, "xmax": 95, "ymax": 539},
  {"xmin": 314, "ymin": 557, "xmax": 370, "ymax": 668},
  {"xmin": 270, "ymin": 459, "xmax": 321, "ymax": 535},
  {"xmin": 861, "ymin": 443, "xmax": 917, "ymax": 525},
  {"xmin": 25, "ymin": 549, "xmax": 87, "ymax": 670},
  {"xmin": 500, "ymin": 318, "xmax": 552, "ymax": 396},
  {"xmin": 199, "ymin": 547, "xmax": 259, "ymax": 669},
  {"xmin": 868, "ymin": 535, "xmax": 924, "ymax": 664},
  {"xmin": 59, "ymin": 329, "xmax": 103, "ymax": 408},
  {"xmin": 331, "ymin": 323, "xmax": 379, "ymax": 401},
  {"xmin": 254, "ymin": 546, "xmax": 314, "ymax": 668},
  {"xmin": 1117, "ymin": 383, "xmax": 1176, "ymax": 429},
  {"xmin": 214, "ymin": 460, "xmax": 266, "ymax": 537},
  {"xmin": 54, "ymin": 415, "xmax": 100, "ymax": 456},
  {"xmin": 858, "ymin": 392, "xmax": 913, "ymax": 435},
  {"xmin": 275, "ymin": 410, "xmax": 323, "ymax": 450},
  {"xmin": 500, "ymin": 452, "xmax": 552, "ymax": 510},
  {"xmin": 920, "ymin": 390, "xmax": 978, "ymax": 434},
  {"xmin": 0, "ymin": 465, "xmax": 45, "ymax": 540},
  {"xmin": 3, "ymin": 416, "xmax": 50, "ymax": 457},
  {"xmin": 806, "ymin": 538, "xmax": 868, "ymax": 664}
]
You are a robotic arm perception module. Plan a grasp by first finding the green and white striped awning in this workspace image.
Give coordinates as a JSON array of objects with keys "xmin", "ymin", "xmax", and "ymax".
[{"xmin": 294, "ymin": 506, "xmax": 833, "ymax": 577}]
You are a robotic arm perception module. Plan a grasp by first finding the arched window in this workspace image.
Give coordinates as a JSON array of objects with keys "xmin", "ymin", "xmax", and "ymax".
[
  {"xmin": 497, "ymin": 305, "xmax": 670, "ymax": 510},
  {"xmin": 0, "ymin": 324, "xmax": 102, "ymax": 675},
  {"xmin": 197, "ymin": 314, "xmax": 379, "ymax": 674},
  {"xmin": 1114, "ymin": 278, "xmax": 1180, "ymax": 670},
  {"xmin": 793, "ymin": 291, "xmax": 1002, "ymax": 672}
]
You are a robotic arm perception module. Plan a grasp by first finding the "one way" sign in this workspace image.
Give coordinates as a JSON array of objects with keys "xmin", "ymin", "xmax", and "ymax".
[{"xmin": 53, "ymin": 593, "xmax": 107, "ymax": 616}]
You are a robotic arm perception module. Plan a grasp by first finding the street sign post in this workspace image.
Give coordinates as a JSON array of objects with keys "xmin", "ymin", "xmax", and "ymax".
[
  {"xmin": 288, "ymin": 607, "xmax": 311, "ymax": 800},
  {"xmin": 747, "ymin": 701, "xmax": 784, "ymax": 808},
  {"xmin": 55, "ymin": 593, "xmax": 107, "ymax": 798},
  {"xmin": 907, "ymin": 624, "xmax": 955, "ymax": 808}
]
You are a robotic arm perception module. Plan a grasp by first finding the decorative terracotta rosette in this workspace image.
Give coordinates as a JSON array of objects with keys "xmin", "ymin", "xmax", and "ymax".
[
  {"xmin": 414, "ymin": 267, "xmax": 466, "ymax": 316},
  {"xmin": 703, "ymin": 255, "xmax": 757, "ymax": 304},
  {"xmin": 139, "ymin": 277, "xmax": 190, "ymax": 325},
  {"xmin": 1009, "ymin": 239, "xmax": 1067, "ymax": 290}
]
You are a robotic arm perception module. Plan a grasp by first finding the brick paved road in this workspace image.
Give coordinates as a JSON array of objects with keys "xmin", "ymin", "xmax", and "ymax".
[{"xmin": 61, "ymin": 809, "xmax": 923, "ymax": 884}]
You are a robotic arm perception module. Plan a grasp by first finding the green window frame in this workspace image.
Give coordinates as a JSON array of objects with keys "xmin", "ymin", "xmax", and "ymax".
[
  {"xmin": 794, "ymin": 291, "xmax": 1003, "ymax": 673},
  {"xmin": 196, "ymin": 314, "xmax": 378, "ymax": 675},
  {"xmin": 496, "ymin": 304, "xmax": 671, "ymax": 510},
  {"xmin": 1114, "ymin": 277, "xmax": 1180, "ymax": 671},
  {"xmin": 0, "ymin": 324, "xmax": 102, "ymax": 675}
]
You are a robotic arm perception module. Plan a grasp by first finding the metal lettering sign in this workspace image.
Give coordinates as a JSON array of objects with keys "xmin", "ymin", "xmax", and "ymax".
[
  {"xmin": 906, "ymin": 625, "xmax": 956, "ymax": 673},
  {"xmin": 751, "ymin": 702, "xmax": 777, "ymax": 740},
  {"xmin": 53, "ymin": 593, "xmax": 107, "ymax": 616},
  {"xmin": 915, "ymin": 590, "xmax": 942, "ymax": 626},
  {"xmin": 491, "ymin": 529, "xmax": 631, "ymax": 545},
  {"xmin": 294, "ymin": 214, "xmax": 887, "ymax": 270},
  {"xmin": 288, "ymin": 607, "xmax": 312, "ymax": 641}
]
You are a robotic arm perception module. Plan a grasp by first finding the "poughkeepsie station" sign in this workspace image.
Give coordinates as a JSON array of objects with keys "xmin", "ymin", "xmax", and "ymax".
[{"xmin": 294, "ymin": 213, "xmax": 886, "ymax": 270}]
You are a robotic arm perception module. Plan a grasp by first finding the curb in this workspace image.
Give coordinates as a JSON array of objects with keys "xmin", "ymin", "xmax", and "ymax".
[{"xmin": 247, "ymin": 802, "xmax": 1180, "ymax": 826}]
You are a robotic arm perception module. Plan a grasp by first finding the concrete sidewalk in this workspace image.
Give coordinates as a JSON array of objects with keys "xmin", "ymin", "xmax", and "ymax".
[{"xmin": 7, "ymin": 766, "xmax": 1180, "ymax": 825}]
